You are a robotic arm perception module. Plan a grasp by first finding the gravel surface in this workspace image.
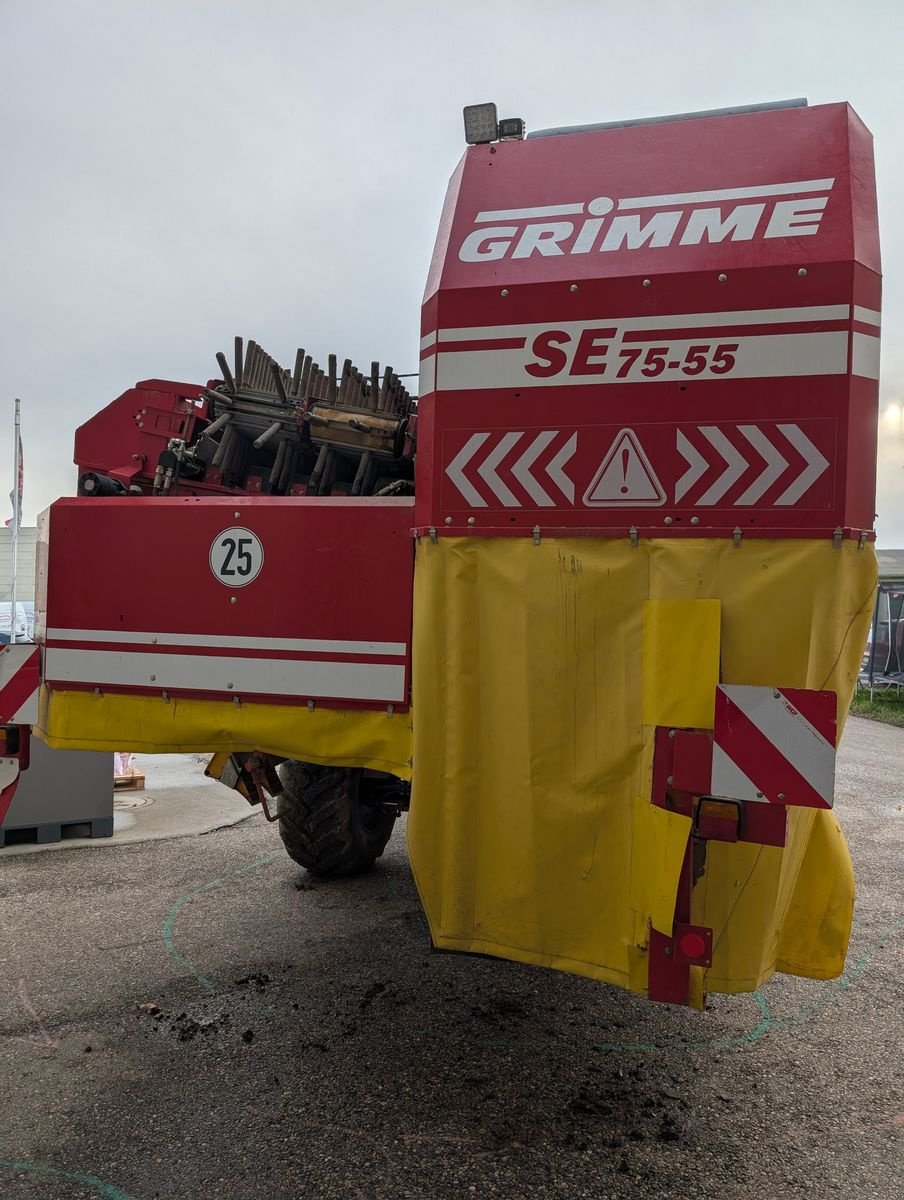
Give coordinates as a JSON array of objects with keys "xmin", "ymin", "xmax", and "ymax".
[{"xmin": 0, "ymin": 716, "xmax": 901, "ymax": 1199}]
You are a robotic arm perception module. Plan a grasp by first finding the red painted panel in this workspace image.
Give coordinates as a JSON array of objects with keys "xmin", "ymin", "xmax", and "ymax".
[
  {"xmin": 418, "ymin": 102, "xmax": 880, "ymax": 541},
  {"xmin": 38, "ymin": 497, "xmax": 415, "ymax": 711},
  {"xmin": 428, "ymin": 103, "xmax": 872, "ymax": 296}
]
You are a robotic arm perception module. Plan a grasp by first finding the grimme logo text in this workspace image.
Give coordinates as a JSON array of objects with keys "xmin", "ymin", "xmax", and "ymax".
[{"xmin": 458, "ymin": 179, "xmax": 833, "ymax": 261}]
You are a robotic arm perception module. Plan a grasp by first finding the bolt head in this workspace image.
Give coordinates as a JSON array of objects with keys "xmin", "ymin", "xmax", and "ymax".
[
  {"xmin": 444, "ymin": 516, "xmax": 452, "ymax": 525},
  {"xmin": 777, "ymin": 793, "xmax": 785, "ymax": 801},
  {"xmin": 798, "ymin": 268, "xmax": 807, "ymax": 277},
  {"xmin": 664, "ymin": 516, "xmax": 673, "ymax": 526},
  {"xmin": 718, "ymin": 273, "xmax": 727, "ymax": 283},
  {"xmin": 569, "ymin": 284, "xmax": 578, "ymax": 293},
  {"xmin": 500, "ymin": 288, "xmax": 509, "ymax": 297},
  {"xmin": 230, "ymin": 596, "xmax": 237, "ymax": 605},
  {"xmin": 642, "ymin": 278, "xmax": 652, "ymax": 288},
  {"xmin": 691, "ymin": 516, "xmax": 700, "ymax": 525},
  {"xmin": 467, "ymin": 516, "xmax": 476, "ymax": 526},
  {"xmin": 233, "ymin": 511, "xmax": 240, "ymax": 518}
]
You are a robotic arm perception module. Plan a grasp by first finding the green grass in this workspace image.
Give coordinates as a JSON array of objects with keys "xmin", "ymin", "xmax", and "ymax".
[{"xmin": 850, "ymin": 688, "xmax": 904, "ymax": 728}]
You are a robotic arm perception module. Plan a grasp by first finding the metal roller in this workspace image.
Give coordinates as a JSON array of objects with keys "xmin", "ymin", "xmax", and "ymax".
[{"xmin": 269, "ymin": 438, "xmax": 288, "ymax": 487}]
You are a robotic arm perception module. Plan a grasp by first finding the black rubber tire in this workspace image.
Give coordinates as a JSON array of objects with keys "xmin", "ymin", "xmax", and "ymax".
[{"xmin": 276, "ymin": 761, "xmax": 398, "ymax": 877}]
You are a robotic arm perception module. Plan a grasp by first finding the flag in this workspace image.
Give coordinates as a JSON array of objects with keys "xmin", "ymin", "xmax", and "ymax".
[{"xmin": 5, "ymin": 426, "xmax": 22, "ymax": 530}]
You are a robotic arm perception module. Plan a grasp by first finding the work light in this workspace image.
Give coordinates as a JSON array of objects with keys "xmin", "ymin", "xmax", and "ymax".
[{"xmin": 463, "ymin": 103, "xmax": 498, "ymax": 145}]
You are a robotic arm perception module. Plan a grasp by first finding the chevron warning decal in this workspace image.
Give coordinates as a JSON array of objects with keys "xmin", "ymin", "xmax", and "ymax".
[
  {"xmin": 0, "ymin": 644, "xmax": 40, "ymax": 725},
  {"xmin": 444, "ymin": 430, "xmax": 577, "ymax": 508},
  {"xmin": 676, "ymin": 424, "xmax": 830, "ymax": 507},
  {"xmin": 711, "ymin": 684, "xmax": 837, "ymax": 809}
]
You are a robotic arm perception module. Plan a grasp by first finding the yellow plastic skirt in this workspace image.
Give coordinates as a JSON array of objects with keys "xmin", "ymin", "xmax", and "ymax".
[
  {"xmin": 406, "ymin": 536, "xmax": 876, "ymax": 1002},
  {"xmin": 37, "ymin": 689, "xmax": 413, "ymax": 780}
]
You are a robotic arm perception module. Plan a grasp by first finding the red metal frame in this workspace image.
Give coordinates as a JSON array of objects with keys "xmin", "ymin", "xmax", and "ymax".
[{"xmin": 647, "ymin": 721, "xmax": 791, "ymax": 1004}]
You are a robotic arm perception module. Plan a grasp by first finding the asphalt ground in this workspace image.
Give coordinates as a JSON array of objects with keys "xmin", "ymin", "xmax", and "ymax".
[{"xmin": 0, "ymin": 716, "xmax": 901, "ymax": 1200}]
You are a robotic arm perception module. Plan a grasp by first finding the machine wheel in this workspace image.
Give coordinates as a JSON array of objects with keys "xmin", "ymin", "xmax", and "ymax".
[{"xmin": 276, "ymin": 761, "xmax": 398, "ymax": 877}]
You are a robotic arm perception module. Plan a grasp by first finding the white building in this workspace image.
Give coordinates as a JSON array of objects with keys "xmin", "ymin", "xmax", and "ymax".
[{"xmin": 0, "ymin": 526, "xmax": 38, "ymax": 602}]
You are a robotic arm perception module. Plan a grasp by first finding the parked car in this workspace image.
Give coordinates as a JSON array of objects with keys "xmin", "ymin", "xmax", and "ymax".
[{"xmin": 0, "ymin": 602, "xmax": 30, "ymax": 644}]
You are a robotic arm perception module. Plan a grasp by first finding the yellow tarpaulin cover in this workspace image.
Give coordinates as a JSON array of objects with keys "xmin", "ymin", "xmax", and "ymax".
[
  {"xmin": 407, "ymin": 536, "xmax": 875, "ymax": 1001},
  {"xmin": 38, "ymin": 534, "xmax": 875, "ymax": 1002}
]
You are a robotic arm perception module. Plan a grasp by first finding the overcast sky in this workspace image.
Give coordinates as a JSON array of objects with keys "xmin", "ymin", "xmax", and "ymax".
[{"xmin": 2, "ymin": 0, "xmax": 903, "ymax": 541}]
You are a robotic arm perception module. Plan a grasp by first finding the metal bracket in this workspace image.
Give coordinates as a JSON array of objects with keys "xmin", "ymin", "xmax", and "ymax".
[
  {"xmin": 732, "ymin": 526, "xmax": 743, "ymax": 548},
  {"xmin": 241, "ymin": 752, "xmax": 283, "ymax": 823},
  {"xmin": 858, "ymin": 530, "xmax": 868, "ymax": 549},
  {"xmin": 832, "ymin": 526, "xmax": 844, "ymax": 549},
  {"xmin": 629, "ymin": 526, "xmax": 639, "ymax": 548},
  {"xmin": 532, "ymin": 525, "xmax": 541, "ymax": 545}
]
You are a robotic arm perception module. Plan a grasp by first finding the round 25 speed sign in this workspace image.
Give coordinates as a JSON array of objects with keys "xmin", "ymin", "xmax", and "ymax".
[{"xmin": 209, "ymin": 527, "xmax": 264, "ymax": 587}]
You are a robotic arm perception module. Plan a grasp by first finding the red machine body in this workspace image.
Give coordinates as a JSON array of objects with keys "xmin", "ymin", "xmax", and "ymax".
[
  {"xmin": 416, "ymin": 102, "xmax": 879, "ymax": 540},
  {"xmin": 39, "ymin": 497, "xmax": 413, "ymax": 712},
  {"xmin": 75, "ymin": 381, "xmax": 210, "ymax": 494},
  {"xmin": 35, "ymin": 100, "xmax": 880, "ymax": 719},
  {"xmin": 17, "ymin": 99, "xmax": 881, "ymax": 1007}
]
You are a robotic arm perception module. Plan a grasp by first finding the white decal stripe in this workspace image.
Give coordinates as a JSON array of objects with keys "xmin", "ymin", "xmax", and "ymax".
[
  {"xmin": 696, "ymin": 428, "xmax": 748, "ymax": 505},
  {"xmin": 719, "ymin": 685, "xmax": 834, "ymax": 803},
  {"xmin": 675, "ymin": 431, "xmax": 708, "ymax": 502},
  {"xmin": 419, "ymin": 353, "xmax": 436, "ymax": 395},
  {"xmin": 735, "ymin": 425, "xmax": 789, "ymax": 505},
  {"xmin": 617, "ymin": 178, "xmax": 835, "ymax": 209},
  {"xmin": 437, "ymin": 332, "xmax": 849, "ymax": 391},
  {"xmin": 437, "ymin": 305, "xmax": 851, "ymax": 344},
  {"xmin": 44, "ymin": 649, "xmax": 407, "ymax": 704},
  {"xmin": 774, "ymin": 425, "xmax": 830, "ymax": 506},
  {"xmin": 420, "ymin": 331, "xmax": 438, "ymax": 350},
  {"xmin": 511, "ymin": 431, "xmax": 556, "ymax": 506},
  {"xmin": 12, "ymin": 693, "xmax": 38, "ymax": 724},
  {"xmin": 853, "ymin": 306, "xmax": 881, "ymax": 327},
  {"xmin": 710, "ymin": 744, "xmax": 767, "ymax": 803},
  {"xmin": 547, "ymin": 433, "xmax": 577, "ymax": 503},
  {"xmin": 477, "ymin": 431, "xmax": 522, "ymax": 506},
  {"xmin": 46, "ymin": 628, "xmax": 407, "ymax": 657},
  {"xmin": 475, "ymin": 203, "xmax": 585, "ymax": 222},
  {"xmin": 0, "ymin": 645, "xmax": 40, "ymax": 725},
  {"xmin": 851, "ymin": 332, "xmax": 881, "ymax": 380},
  {"xmin": 445, "ymin": 433, "xmax": 490, "ymax": 507}
]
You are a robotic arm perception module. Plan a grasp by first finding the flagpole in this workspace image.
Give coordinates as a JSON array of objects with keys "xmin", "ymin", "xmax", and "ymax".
[{"xmin": 9, "ymin": 398, "xmax": 20, "ymax": 644}]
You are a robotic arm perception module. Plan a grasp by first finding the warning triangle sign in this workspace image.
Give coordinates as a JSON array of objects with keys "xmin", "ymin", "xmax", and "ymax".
[{"xmin": 583, "ymin": 429, "xmax": 666, "ymax": 507}]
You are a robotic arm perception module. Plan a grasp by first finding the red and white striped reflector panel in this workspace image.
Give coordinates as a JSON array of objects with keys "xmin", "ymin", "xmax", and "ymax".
[
  {"xmin": 711, "ymin": 685, "xmax": 836, "ymax": 810},
  {"xmin": 0, "ymin": 644, "xmax": 40, "ymax": 725}
]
